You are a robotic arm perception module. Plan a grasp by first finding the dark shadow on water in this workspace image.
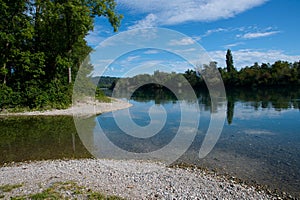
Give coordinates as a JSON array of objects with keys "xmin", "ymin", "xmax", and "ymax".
[{"xmin": 0, "ymin": 116, "xmax": 92, "ymax": 165}]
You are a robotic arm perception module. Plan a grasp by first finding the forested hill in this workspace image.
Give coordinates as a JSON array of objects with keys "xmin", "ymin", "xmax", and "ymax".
[{"xmin": 0, "ymin": 0, "xmax": 122, "ymax": 110}]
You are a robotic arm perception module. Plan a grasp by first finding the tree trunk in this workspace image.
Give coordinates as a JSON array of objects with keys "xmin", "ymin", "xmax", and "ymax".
[
  {"xmin": 2, "ymin": 63, "xmax": 6, "ymax": 85},
  {"xmin": 68, "ymin": 67, "xmax": 72, "ymax": 83}
]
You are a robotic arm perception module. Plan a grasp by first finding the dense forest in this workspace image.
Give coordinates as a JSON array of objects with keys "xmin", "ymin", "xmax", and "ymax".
[{"xmin": 0, "ymin": 0, "xmax": 122, "ymax": 110}]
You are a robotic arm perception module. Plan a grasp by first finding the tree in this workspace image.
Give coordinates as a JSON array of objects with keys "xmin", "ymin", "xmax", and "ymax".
[
  {"xmin": 0, "ymin": 0, "xmax": 33, "ymax": 86},
  {"xmin": 0, "ymin": 0, "xmax": 123, "ymax": 109},
  {"xmin": 226, "ymin": 49, "xmax": 235, "ymax": 73}
]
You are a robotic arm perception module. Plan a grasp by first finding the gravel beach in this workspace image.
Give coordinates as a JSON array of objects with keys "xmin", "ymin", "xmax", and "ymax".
[
  {"xmin": 0, "ymin": 98, "xmax": 132, "ymax": 116},
  {"xmin": 0, "ymin": 159, "xmax": 274, "ymax": 199}
]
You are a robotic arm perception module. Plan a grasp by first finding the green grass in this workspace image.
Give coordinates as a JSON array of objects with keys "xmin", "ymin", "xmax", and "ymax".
[
  {"xmin": 29, "ymin": 189, "xmax": 61, "ymax": 200},
  {"xmin": 0, "ymin": 183, "xmax": 23, "ymax": 193},
  {"xmin": 5, "ymin": 182, "xmax": 125, "ymax": 200},
  {"xmin": 95, "ymin": 94, "xmax": 112, "ymax": 103},
  {"xmin": 95, "ymin": 88, "xmax": 112, "ymax": 103}
]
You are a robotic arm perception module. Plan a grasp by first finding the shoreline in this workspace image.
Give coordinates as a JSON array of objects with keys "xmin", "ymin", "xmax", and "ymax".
[
  {"xmin": 0, "ymin": 98, "xmax": 132, "ymax": 117},
  {"xmin": 0, "ymin": 158, "xmax": 275, "ymax": 199},
  {"xmin": 0, "ymin": 100, "xmax": 296, "ymax": 199}
]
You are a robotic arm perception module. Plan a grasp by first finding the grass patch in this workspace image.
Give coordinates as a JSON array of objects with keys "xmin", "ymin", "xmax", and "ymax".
[
  {"xmin": 0, "ymin": 183, "xmax": 23, "ymax": 193},
  {"xmin": 95, "ymin": 88, "xmax": 111, "ymax": 103},
  {"xmin": 29, "ymin": 188, "xmax": 61, "ymax": 200},
  {"xmin": 87, "ymin": 192, "xmax": 124, "ymax": 200},
  {"xmin": 8, "ymin": 182, "xmax": 125, "ymax": 200}
]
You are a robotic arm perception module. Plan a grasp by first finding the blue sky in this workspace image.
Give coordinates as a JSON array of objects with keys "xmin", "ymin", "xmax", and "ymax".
[{"xmin": 86, "ymin": 0, "xmax": 300, "ymax": 77}]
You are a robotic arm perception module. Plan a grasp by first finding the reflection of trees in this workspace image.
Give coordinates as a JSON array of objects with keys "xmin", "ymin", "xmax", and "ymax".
[
  {"xmin": 0, "ymin": 116, "xmax": 92, "ymax": 165},
  {"xmin": 224, "ymin": 87, "xmax": 300, "ymax": 124},
  {"xmin": 115, "ymin": 71, "xmax": 300, "ymax": 126},
  {"xmin": 131, "ymin": 86, "xmax": 300, "ymax": 125},
  {"xmin": 230, "ymin": 87, "xmax": 300, "ymax": 110},
  {"xmin": 131, "ymin": 85, "xmax": 177, "ymax": 104},
  {"xmin": 226, "ymin": 101, "xmax": 234, "ymax": 125}
]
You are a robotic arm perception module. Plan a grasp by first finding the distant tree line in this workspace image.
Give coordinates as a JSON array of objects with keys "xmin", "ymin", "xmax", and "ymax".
[
  {"xmin": 0, "ymin": 0, "xmax": 122, "ymax": 110},
  {"xmin": 107, "ymin": 52, "xmax": 300, "ymax": 93},
  {"xmin": 111, "ymin": 71, "xmax": 195, "ymax": 99},
  {"xmin": 219, "ymin": 50, "xmax": 300, "ymax": 87},
  {"xmin": 92, "ymin": 76, "xmax": 120, "ymax": 89},
  {"xmin": 183, "ymin": 49, "xmax": 300, "ymax": 89}
]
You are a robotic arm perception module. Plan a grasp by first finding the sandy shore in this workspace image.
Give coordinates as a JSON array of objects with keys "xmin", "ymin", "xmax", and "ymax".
[
  {"xmin": 0, "ymin": 98, "xmax": 132, "ymax": 117},
  {"xmin": 0, "ymin": 159, "xmax": 274, "ymax": 199}
]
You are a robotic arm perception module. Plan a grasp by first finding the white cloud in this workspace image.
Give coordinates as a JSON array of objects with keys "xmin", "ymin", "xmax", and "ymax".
[
  {"xmin": 143, "ymin": 49, "xmax": 160, "ymax": 54},
  {"xmin": 173, "ymin": 48, "xmax": 197, "ymax": 53},
  {"xmin": 119, "ymin": 0, "xmax": 268, "ymax": 26},
  {"xmin": 127, "ymin": 55, "xmax": 140, "ymax": 62},
  {"xmin": 191, "ymin": 36, "xmax": 202, "ymax": 41},
  {"xmin": 85, "ymin": 25, "xmax": 107, "ymax": 47},
  {"xmin": 241, "ymin": 31, "xmax": 280, "ymax": 39},
  {"xmin": 169, "ymin": 37, "xmax": 195, "ymax": 46},
  {"xmin": 203, "ymin": 28, "xmax": 229, "ymax": 37},
  {"xmin": 128, "ymin": 13, "xmax": 158, "ymax": 29},
  {"xmin": 209, "ymin": 49, "xmax": 300, "ymax": 69},
  {"xmin": 223, "ymin": 42, "xmax": 244, "ymax": 48}
]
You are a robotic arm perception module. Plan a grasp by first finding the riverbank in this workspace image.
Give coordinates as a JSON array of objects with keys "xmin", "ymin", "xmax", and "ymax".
[
  {"xmin": 0, "ymin": 98, "xmax": 132, "ymax": 116},
  {"xmin": 0, "ymin": 159, "xmax": 274, "ymax": 199}
]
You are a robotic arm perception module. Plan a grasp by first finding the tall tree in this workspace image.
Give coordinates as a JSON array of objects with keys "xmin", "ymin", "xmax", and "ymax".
[
  {"xmin": 0, "ymin": 0, "xmax": 33, "ymax": 85},
  {"xmin": 226, "ymin": 49, "xmax": 235, "ymax": 73},
  {"xmin": 0, "ymin": 0, "xmax": 122, "ymax": 109}
]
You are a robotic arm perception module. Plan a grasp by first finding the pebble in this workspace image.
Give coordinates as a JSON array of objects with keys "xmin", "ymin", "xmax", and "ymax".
[{"xmin": 0, "ymin": 159, "xmax": 275, "ymax": 199}]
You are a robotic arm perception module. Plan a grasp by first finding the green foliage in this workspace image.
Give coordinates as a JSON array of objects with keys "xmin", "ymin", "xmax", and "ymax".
[
  {"xmin": 229, "ymin": 60, "xmax": 300, "ymax": 87},
  {"xmin": 184, "ymin": 51, "xmax": 300, "ymax": 89},
  {"xmin": 0, "ymin": 0, "xmax": 122, "ymax": 110},
  {"xmin": 183, "ymin": 69, "xmax": 202, "ymax": 88},
  {"xmin": 93, "ymin": 76, "xmax": 120, "ymax": 88},
  {"xmin": 0, "ymin": 85, "xmax": 14, "ymax": 108},
  {"xmin": 191, "ymin": 50, "xmax": 300, "ymax": 88},
  {"xmin": 112, "ymin": 70, "xmax": 195, "ymax": 99},
  {"xmin": 226, "ymin": 49, "xmax": 235, "ymax": 73},
  {"xmin": 95, "ymin": 88, "xmax": 111, "ymax": 102}
]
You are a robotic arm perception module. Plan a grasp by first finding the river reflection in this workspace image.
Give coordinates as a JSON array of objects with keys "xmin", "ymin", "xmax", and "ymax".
[
  {"xmin": 95, "ymin": 87, "xmax": 300, "ymax": 197},
  {"xmin": 0, "ymin": 116, "xmax": 92, "ymax": 165}
]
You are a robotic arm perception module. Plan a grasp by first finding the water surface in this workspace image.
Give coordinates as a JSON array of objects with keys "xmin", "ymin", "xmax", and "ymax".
[
  {"xmin": 97, "ymin": 87, "xmax": 300, "ymax": 197},
  {"xmin": 0, "ymin": 116, "xmax": 92, "ymax": 164},
  {"xmin": 0, "ymin": 88, "xmax": 299, "ymax": 197}
]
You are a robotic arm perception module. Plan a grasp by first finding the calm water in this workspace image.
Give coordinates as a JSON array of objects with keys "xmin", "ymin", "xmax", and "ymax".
[
  {"xmin": 0, "ymin": 116, "xmax": 92, "ymax": 164},
  {"xmin": 0, "ymin": 88, "xmax": 299, "ymax": 197},
  {"xmin": 97, "ymin": 87, "xmax": 300, "ymax": 197}
]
